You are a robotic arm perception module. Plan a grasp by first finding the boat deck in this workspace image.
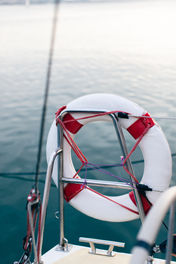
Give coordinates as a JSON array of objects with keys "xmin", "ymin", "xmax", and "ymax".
[{"xmin": 41, "ymin": 245, "xmax": 176, "ymax": 264}]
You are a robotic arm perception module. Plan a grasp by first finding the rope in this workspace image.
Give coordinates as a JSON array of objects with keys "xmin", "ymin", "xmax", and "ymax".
[
  {"xmin": 58, "ymin": 111, "xmax": 176, "ymax": 124},
  {"xmin": 61, "ymin": 111, "xmax": 148, "ymax": 182},
  {"xmin": 58, "ymin": 110, "xmax": 130, "ymax": 125},
  {"xmin": 57, "ymin": 118, "xmax": 88, "ymax": 164},
  {"xmin": 2, "ymin": 152, "xmax": 176, "ymax": 184},
  {"xmin": 34, "ymin": 0, "xmax": 60, "ymax": 192},
  {"xmin": 130, "ymin": 115, "xmax": 176, "ymax": 120},
  {"xmin": 59, "ymin": 114, "xmax": 138, "ymax": 190},
  {"xmin": 122, "ymin": 125, "xmax": 151, "ymax": 184},
  {"xmin": 59, "ymin": 111, "xmax": 153, "ymax": 213},
  {"xmin": 86, "ymin": 162, "xmax": 133, "ymax": 187},
  {"xmin": 86, "ymin": 186, "xmax": 139, "ymax": 215}
]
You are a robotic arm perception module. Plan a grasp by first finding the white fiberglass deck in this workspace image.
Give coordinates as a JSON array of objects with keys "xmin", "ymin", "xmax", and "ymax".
[{"xmin": 41, "ymin": 245, "xmax": 176, "ymax": 264}]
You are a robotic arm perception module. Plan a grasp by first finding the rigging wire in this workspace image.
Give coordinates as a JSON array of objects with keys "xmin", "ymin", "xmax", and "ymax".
[
  {"xmin": 1, "ymin": 152, "xmax": 176, "ymax": 183},
  {"xmin": 13, "ymin": 2, "xmax": 61, "ymax": 264},
  {"xmin": 34, "ymin": 0, "xmax": 60, "ymax": 192},
  {"xmin": 130, "ymin": 115, "xmax": 176, "ymax": 120}
]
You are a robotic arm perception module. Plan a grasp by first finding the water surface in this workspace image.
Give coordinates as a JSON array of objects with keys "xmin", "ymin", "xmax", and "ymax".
[{"xmin": 0, "ymin": 1, "xmax": 176, "ymax": 263}]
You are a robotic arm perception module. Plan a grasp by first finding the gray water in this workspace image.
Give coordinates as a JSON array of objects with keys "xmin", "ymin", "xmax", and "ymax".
[{"xmin": 1, "ymin": 1, "xmax": 176, "ymax": 263}]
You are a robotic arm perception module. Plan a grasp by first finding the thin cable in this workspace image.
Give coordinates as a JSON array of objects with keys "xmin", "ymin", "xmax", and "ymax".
[
  {"xmin": 86, "ymin": 162, "xmax": 133, "ymax": 187},
  {"xmin": 61, "ymin": 112, "xmax": 176, "ymax": 124},
  {"xmin": 130, "ymin": 114, "xmax": 176, "ymax": 120},
  {"xmin": 1, "ymin": 151, "xmax": 176, "ymax": 180},
  {"xmin": 34, "ymin": 0, "xmax": 60, "ymax": 192}
]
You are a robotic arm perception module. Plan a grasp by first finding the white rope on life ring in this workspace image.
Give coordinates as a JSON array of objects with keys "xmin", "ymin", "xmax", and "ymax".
[{"xmin": 46, "ymin": 94, "xmax": 172, "ymax": 222}]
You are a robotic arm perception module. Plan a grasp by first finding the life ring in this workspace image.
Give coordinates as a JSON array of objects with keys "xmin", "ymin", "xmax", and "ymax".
[{"xmin": 46, "ymin": 94, "xmax": 172, "ymax": 222}]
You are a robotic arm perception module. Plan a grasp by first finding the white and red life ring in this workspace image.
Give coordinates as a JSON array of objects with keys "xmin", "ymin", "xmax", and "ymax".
[{"xmin": 46, "ymin": 94, "xmax": 172, "ymax": 222}]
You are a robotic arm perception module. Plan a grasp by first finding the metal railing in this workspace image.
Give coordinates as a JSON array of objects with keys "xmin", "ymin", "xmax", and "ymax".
[
  {"xmin": 130, "ymin": 186, "xmax": 176, "ymax": 264},
  {"xmin": 38, "ymin": 109, "xmax": 146, "ymax": 262}
]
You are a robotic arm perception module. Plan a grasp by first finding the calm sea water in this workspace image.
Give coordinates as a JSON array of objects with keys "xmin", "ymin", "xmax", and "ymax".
[{"xmin": 1, "ymin": 1, "xmax": 176, "ymax": 263}]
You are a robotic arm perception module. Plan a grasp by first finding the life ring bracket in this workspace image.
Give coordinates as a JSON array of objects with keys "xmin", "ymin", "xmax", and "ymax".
[{"xmin": 57, "ymin": 108, "xmax": 148, "ymax": 221}]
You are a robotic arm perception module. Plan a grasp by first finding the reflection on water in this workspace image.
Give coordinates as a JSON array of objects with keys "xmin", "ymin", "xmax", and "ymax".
[{"xmin": 0, "ymin": 1, "xmax": 176, "ymax": 263}]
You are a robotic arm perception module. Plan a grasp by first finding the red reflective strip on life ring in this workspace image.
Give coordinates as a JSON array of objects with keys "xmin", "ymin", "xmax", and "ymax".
[
  {"xmin": 55, "ymin": 107, "xmax": 83, "ymax": 134},
  {"xmin": 129, "ymin": 191, "xmax": 152, "ymax": 215},
  {"xmin": 64, "ymin": 183, "xmax": 85, "ymax": 202},
  {"xmin": 63, "ymin": 113, "xmax": 83, "ymax": 134},
  {"xmin": 127, "ymin": 113, "xmax": 155, "ymax": 139}
]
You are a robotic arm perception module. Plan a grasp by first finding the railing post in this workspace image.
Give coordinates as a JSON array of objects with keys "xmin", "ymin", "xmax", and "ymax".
[
  {"xmin": 166, "ymin": 202, "xmax": 175, "ymax": 264},
  {"xmin": 111, "ymin": 114, "xmax": 145, "ymax": 223},
  {"xmin": 39, "ymin": 148, "xmax": 62, "ymax": 262},
  {"xmin": 57, "ymin": 117, "xmax": 68, "ymax": 250},
  {"xmin": 56, "ymin": 109, "xmax": 146, "ymax": 251}
]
